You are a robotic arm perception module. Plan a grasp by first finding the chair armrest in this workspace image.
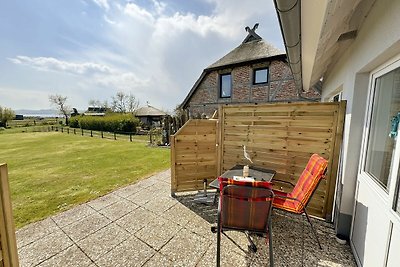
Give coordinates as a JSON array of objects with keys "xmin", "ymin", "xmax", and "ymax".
[{"xmin": 273, "ymin": 194, "xmax": 306, "ymax": 211}]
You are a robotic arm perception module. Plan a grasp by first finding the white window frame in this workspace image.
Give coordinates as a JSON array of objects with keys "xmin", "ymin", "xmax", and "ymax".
[{"xmin": 359, "ymin": 55, "xmax": 400, "ymax": 224}]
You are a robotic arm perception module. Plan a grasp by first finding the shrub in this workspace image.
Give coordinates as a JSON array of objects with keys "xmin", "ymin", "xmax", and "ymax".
[{"xmin": 69, "ymin": 114, "xmax": 139, "ymax": 133}]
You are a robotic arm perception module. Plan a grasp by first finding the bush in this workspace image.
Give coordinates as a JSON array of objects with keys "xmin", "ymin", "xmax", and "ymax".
[{"xmin": 69, "ymin": 114, "xmax": 139, "ymax": 133}]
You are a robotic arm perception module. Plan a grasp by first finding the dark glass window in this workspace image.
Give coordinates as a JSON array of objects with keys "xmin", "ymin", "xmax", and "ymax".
[
  {"xmin": 253, "ymin": 68, "xmax": 268, "ymax": 84},
  {"xmin": 220, "ymin": 73, "xmax": 232, "ymax": 98}
]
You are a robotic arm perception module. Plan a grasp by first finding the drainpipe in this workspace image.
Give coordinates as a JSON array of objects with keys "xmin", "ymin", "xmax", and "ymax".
[{"xmin": 273, "ymin": 0, "xmax": 302, "ymax": 94}]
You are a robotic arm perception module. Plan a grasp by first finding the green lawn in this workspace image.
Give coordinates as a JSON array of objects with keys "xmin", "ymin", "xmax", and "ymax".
[{"xmin": 0, "ymin": 132, "xmax": 170, "ymax": 228}]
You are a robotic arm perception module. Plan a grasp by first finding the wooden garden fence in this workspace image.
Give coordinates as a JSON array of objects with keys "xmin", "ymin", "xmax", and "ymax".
[
  {"xmin": 170, "ymin": 101, "xmax": 346, "ymax": 220},
  {"xmin": 170, "ymin": 119, "xmax": 218, "ymax": 193},
  {"xmin": 0, "ymin": 164, "xmax": 19, "ymax": 267}
]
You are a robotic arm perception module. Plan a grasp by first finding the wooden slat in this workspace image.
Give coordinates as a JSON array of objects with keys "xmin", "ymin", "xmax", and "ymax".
[{"xmin": 0, "ymin": 163, "xmax": 20, "ymax": 267}]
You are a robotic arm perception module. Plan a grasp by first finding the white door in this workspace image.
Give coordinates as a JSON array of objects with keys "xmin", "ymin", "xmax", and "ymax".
[{"xmin": 351, "ymin": 57, "xmax": 400, "ymax": 267}]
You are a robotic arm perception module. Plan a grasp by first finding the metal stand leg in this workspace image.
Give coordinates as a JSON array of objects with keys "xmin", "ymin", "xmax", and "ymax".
[
  {"xmin": 268, "ymin": 222, "xmax": 274, "ymax": 267},
  {"xmin": 216, "ymin": 203, "xmax": 221, "ymax": 267},
  {"xmin": 304, "ymin": 209, "xmax": 322, "ymax": 249}
]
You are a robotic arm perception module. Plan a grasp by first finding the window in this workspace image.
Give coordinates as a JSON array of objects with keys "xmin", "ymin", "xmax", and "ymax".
[
  {"xmin": 220, "ymin": 73, "xmax": 232, "ymax": 98},
  {"xmin": 253, "ymin": 68, "xmax": 268, "ymax": 84},
  {"xmin": 364, "ymin": 66, "xmax": 400, "ymax": 190}
]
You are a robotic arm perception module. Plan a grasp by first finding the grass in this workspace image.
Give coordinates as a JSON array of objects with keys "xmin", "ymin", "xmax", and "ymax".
[{"xmin": 0, "ymin": 131, "xmax": 170, "ymax": 229}]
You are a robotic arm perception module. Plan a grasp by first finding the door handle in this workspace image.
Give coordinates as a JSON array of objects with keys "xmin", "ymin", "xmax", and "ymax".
[{"xmin": 389, "ymin": 112, "xmax": 400, "ymax": 138}]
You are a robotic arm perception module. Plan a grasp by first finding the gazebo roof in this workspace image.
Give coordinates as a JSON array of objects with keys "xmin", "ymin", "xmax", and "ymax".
[{"xmin": 135, "ymin": 105, "xmax": 166, "ymax": 117}]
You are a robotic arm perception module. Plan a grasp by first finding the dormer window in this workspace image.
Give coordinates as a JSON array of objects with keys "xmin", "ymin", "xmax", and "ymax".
[
  {"xmin": 253, "ymin": 67, "xmax": 268, "ymax": 84},
  {"xmin": 220, "ymin": 73, "xmax": 232, "ymax": 98}
]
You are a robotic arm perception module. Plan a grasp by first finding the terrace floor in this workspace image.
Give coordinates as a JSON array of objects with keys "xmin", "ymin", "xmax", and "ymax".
[{"xmin": 16, "ymin": 169, "xmax": 357, "ymax": 267}]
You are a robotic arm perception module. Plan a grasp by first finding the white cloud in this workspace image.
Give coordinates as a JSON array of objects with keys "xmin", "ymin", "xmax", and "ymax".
[
  {"xmin": 124, "ymin": 2, "xmax": 155, "ymax": 24},
  {"xmin": 9, "ymin": 56, "xmax": 112, "ymax": 75},
  {"xmin": 91, "ymin": 0, "xmax": 109, "ymax": 11}
]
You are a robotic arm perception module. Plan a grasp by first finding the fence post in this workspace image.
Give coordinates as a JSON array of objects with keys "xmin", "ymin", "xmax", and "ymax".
[
  {"xmin": 61, "ymin": 127, "xmax": 63, "ymax": 133},
  {"xmin": 91, "ymin": 130, "xmax": 93, "ymax": 137},
  {"xmin": 114, "ymin": 132, "xmax": 117, "ymax": 140},
  {"xmin": 74, "ymin": 129, "xmax": 76, "ymax": 135},
  {"xmin": 130, "ymin": 133, "xmax": 132, "ymax": 142},
  {"xmin": 81, "ymin": 129, "xmax": 84, "ymax": 136},
  {"xmin": 67, "ymin": 128, "xmax": 69, "ymax": 134},
  {"xmin": 101, "ymin": 131, "xmax": 103, "ymax": 138}
]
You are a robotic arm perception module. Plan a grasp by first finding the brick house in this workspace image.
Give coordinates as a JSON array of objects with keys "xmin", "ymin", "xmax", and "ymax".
[{"xmin": 180, "ymin": 25, "xmax": 321, "ymax": 118}]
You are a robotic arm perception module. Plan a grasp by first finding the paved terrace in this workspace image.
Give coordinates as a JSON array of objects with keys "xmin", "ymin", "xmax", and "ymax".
[{"xmin": 16, "ymin": 170, "xmax": 356, "ymax": 267}]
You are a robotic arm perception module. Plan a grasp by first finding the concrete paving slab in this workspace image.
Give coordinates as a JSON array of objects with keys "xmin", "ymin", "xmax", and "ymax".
[
  {"xmin": 134, "ymin": 217, "xmax": 182, "ymax": 250},
  {"xmin": 116, "ymin": 207, "xmax": 158, "ymax": 234},
  {"xmin": 16, "ymin": 218, "xmax": 59, "ymax": 248},
  {"xmin": 95, "ymin": 235, "xmax": 156, "ymax": 267},
  {"xmin": 77, "ymin": 222, "xmax": 130, "ymax": 261},
  {"xmin": 18, "ymin": 229, "xmax": 73, "ymax": 267},
  {"xmin": 37, "ymin": 245, "xmax": 92, "ymax": 267},
  {"xmin": 142, "ymin": 252, "xmax": 173, "ymax": 267},
  {"xmin": 62, "ymin": 212, "xmax": 111, "ymax": 242},
  {"xmin": 51, "ymin": 204, "xmax": 95, "ymax": 228},
  {"xmin": 159, "ymin": 228, "xmax": 211, "ymax": 267},
  {"xmin": 98, "ymin": 199, "xmax": 139, "ymax": 221},
  {"xmin": 87, "ymin": 193, "xmax": 122, "ymax": 211}
]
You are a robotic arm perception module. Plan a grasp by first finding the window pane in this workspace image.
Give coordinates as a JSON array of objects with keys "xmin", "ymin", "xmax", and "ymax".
[
  {"xmin": 254, "ymin": 68, "xmax": 268, "ymax": 84},
  {"xmin": 220, "ymin": 74, "xmax": 231, "ymax": 97},
  {"xmin": 365, "ymin": 67, "xmax": 400, "ymax": 190}
]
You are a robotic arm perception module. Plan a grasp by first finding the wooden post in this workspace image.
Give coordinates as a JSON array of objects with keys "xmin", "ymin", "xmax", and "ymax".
[
  {"xmin": 101, "ymin": 131, "xmax": 103, "ymax": 138},
  {"xmin": 0, "ymin": 164, "xmax": 20, "ymax": 267},
  {"xmin": 130, "ymin": 133, "xmax": 132, "ymax": 142},
  {"xmin": 74, "ymin": 129, "xmax": 76, "ymax": 135},
  {"xmin": 114, "ymin": 132, "xmax": 116, "ymax": 140},
  {"xmin": 90, "ymin": 130, "xmax": 93, "ymax": 137},
  {"xmin": 81, "ymin": 129, "xmax": 84, "ymax": 136},
  {"xmin": 67, "ymin": 128, "xmax": 69, "ymax": 134}
]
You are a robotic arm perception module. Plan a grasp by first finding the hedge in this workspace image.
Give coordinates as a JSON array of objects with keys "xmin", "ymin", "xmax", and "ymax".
[{"xmin": 69, "ymin": 114, "xmax": 139, "ymax": 133}]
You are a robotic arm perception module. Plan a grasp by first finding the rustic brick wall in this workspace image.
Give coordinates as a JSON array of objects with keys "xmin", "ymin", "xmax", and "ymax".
[{"xmin": 186, "ymin": 59, "xmax": 321, "ymax": 118}]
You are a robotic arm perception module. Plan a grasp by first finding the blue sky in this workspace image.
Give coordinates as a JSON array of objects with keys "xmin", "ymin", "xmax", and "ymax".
[{"xmin": 0, "ymin": 0, "xmax": 283, "ymax": 112}]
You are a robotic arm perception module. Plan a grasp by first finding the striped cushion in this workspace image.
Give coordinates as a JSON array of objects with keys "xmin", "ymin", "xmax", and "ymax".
[
  {"xmin": 219, "ymin": 177, "xmax": 273, "ymax": 232},
  {"xmin": 272, "ymin": 154, "xmax": 328, "ymax": 214}
]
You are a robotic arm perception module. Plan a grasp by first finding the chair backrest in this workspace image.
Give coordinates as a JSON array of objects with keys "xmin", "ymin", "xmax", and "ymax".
[
  {"xmin": 219, "ymin": 180, "xmax": 274, "ymax": 233},
  {"xmin": 289, "ymin": 154, "xmax": 328, "ymax": 212}
]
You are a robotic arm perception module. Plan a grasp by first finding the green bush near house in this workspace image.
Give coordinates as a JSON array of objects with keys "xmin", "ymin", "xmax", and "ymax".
[{"xmin": 69, "ymin": 114, "xmax": 139, "ymax": 133}]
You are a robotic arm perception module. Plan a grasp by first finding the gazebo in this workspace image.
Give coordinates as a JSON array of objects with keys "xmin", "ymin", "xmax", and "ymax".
[{"xmin": 135, "ymin": 105, "xmax": 166, "ymax": 129}]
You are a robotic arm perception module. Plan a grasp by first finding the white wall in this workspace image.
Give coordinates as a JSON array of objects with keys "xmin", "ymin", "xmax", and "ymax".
[{"xmin": 320, "ymin": 0, "xmax": 400, "ymax": 216}]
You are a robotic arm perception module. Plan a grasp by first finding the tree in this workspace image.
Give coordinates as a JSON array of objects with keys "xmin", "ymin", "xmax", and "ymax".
[
  {"xmin": 0, "ymin": 106, "xmax": 15, "ymax": 127},
  {"xmin": 111, "ymin": 91, "xmax": 139, "ymax": 113},
  {"xmin": 49, "ymin": 94, "xmax": 70, "ymax": 125}
]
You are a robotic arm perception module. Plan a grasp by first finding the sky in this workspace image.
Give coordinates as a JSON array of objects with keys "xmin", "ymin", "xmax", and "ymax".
[{"xmin": 0, "ymin": 0, "xmax": 284, "ymax": 113}]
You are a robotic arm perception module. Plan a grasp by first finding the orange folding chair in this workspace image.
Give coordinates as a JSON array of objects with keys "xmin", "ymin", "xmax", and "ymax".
[{"xmin": 271, "ymin": 154, "xmax": 328, "ymax": 249}]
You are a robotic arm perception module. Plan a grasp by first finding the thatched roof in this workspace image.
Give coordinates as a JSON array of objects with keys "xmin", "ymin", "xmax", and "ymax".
[
  {"xmin": 206, "ymin": 40, "xmax": 284, "ymax": 71},
  {"xmin": 135, "ymin": 105, "xmax": 166, "ymax": 117}
]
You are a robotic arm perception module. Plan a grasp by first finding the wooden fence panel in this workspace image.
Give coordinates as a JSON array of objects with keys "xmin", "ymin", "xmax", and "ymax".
[
  {"xmin": 170, "ymin": 120, "xmax": 218, "ymax": 194},
  {"xmin": 219, "ymin": 102, "xmax": 346, "ymax": 219},
  {"xmin": 0, "ymin": 163, "xmax": 19, "ymax": 267}
]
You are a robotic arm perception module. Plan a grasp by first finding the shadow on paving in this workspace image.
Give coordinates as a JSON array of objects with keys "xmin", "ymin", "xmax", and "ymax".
[{"xmin": 174, "ymin": 192, "xmax": 357, "ymax": 267}]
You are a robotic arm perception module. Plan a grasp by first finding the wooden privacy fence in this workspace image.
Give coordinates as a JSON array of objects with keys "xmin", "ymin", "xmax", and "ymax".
[
  {"xmin": 171, "ymin": 102, "xmax": 346, "ymax": 220},
  {"xmin": 218, "ymin": 102, "xmax": 346, "ymax": 219},
  {"xmin": 0, "ymin": 164, "xmax": 19, "ymax": 267},
  {"xmin": 171, "ymin": 120, "xmax": 218, "ymax": 194}
]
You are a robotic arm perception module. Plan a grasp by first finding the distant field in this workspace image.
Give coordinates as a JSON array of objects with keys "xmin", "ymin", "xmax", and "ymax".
[{"xmin": 0, "ymin": 132, "xmax": 170, "ymax": 228}]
